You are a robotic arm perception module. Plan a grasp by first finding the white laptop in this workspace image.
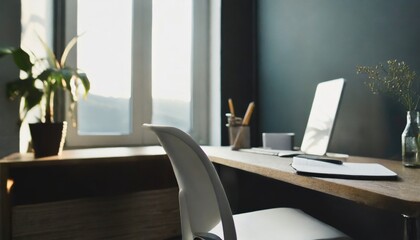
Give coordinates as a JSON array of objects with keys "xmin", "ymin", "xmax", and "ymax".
[{"xmin": 242, "ymin": 78, "xmax": 346, "ymax": 158}]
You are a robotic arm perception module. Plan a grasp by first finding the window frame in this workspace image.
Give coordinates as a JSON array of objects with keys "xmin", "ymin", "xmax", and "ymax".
[{"xmin": 63, "ymin": 0, "xmax": 211, "ymax": 147}]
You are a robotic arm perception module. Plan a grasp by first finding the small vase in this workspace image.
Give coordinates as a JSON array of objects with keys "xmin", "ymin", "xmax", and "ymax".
[{"xmin": 401, "ymin": 111, "xmax": 420, "ymax": 167}]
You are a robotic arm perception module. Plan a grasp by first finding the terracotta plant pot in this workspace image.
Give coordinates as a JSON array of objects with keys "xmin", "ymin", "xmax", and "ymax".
[{"xmin": 29, "ymin": 122, "xmax": 67, "ymax": 158}]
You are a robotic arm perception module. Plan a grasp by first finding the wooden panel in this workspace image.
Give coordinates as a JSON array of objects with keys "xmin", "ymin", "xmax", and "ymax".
[
  {"xmin": 12, "ymin": 188, "xmax": 180, "ymax": 240},
  {"xmin": 9, "ymin": 157, "xmax": 177, "ymax": 205}
]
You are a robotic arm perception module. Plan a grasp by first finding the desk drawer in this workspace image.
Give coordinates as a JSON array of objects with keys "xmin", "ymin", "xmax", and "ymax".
[{"xmin": 12, "ymin": 187, "xmax": 180, "ymax": 240}]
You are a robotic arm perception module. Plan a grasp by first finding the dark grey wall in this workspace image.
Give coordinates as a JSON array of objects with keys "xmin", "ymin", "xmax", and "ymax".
[
  {"xmin": 221, "ymin": 0, "xmax": 259, "ymax": 146},
  {"xmin": 258, "ymin": 0, "xmax": 420, "ymax": 159},
  {"xmin": 0, "ymin": 0, "xmax": 21, "ymax": 158}
]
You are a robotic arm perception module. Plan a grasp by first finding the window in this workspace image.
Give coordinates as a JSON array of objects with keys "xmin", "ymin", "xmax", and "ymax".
[
  {"xmin": 64, "ymin": 0, "xmax": 213, "ymax": 147},
  {"xmin": 151, "ymin": 0, "xmax": 192, "ymax": 132},
  {"xmin": 77, "ymin": 0, "xmax": 133, "ymax": 136}
]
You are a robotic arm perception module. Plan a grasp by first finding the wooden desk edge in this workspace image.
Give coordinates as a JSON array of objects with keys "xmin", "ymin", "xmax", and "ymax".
[
  {"xmin": 1, "ymin": 146, "xmax": 167, "ymax": 167},
  {"xmin": 204, "ymin": 146, "xmax": 420, "ymax": 218}
]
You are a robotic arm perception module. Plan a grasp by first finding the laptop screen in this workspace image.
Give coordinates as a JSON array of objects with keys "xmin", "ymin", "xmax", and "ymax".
[{"xmin": 300, "ymin": 78, "xmax": 345, "ymax": 155}]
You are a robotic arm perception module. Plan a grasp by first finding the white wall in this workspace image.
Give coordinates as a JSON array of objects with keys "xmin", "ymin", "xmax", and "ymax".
[{"xmin": 19, "ymin": 0, "xmax": 53, "ymax": 152}]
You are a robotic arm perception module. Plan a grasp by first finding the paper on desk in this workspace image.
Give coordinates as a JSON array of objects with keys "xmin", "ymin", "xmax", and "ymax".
[{"xmin": 291, "ymin": 157, "xmax": 398, "ymax": 180}]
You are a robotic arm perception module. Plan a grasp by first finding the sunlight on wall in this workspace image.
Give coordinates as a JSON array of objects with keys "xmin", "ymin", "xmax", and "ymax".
[{"xmin": 19, "ymin": 0, "xmax": 53, "ymax": 153}]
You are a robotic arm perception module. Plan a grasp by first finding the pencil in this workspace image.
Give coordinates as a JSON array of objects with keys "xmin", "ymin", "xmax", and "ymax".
[
  {"xmin": 242, "ymin": 101, "xmax": 255, "ymax": 126},
  {"xmin": 228, "ymin": 98, "xmax": 235, "ymax": 117}
]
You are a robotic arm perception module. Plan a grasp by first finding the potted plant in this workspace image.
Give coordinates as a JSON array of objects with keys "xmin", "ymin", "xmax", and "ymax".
[
  {"xmin": 356, "ymin": 59, "xmax": 420, "ymax": 166},
  {"xmin": 0, "ymin": 36, "xmax": 90, "ymax": 158}
]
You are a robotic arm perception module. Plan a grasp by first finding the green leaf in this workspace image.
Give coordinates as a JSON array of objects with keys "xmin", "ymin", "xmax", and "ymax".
[
  {"xmin": 37, "ymin": 34, "xmax": 58, "ymax": 68},
  {"xmin": 6, "ymin": 77, "xmax": 43, "ymax": 116},
  {"xmin": 12, "ymin": 48, "xmax": 33, "ymax": 72},
  {"xmin": 59, "ymin": 68, "xmax": 90, "ymax": 101},
  {"xmin": 37, "ymin": 68, "xmax": 54, "ymax": 81},
  {"xmin": 23, "ymin": 86, "xmax": 44, "ymax": 113},
  {"xmin": 0, "ymin": 47, "xmax": 14, "ymax": 57},
  {"xmin": 60, "ymin": 68, "xmax": 79, "ymax": 102},
  {"xmin": 60, "ymin": 35, "xmax": 80, "ymax": 67},
  {"xmin": 76, "ymin": 71, "xmax": 90, "ymax": 95},
  {"xmin": 0, "ymin": 47, "xmax": 34, "ymax": 78},
  {"xmin": 51, "ymin": 70, "xmax": 65, "ymax": 90},
  {"xmin": 38, "ymin": 68, "xmax": 63, "ymax": 90},
  {"xmin": 60, "ymin": 68, "xmax": 74, "ymax": 91}
]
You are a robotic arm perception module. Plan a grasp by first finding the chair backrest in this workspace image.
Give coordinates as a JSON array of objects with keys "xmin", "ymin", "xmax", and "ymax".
[{"xmin": 143, "ymin": 124, "xmax": 236, "ymax": 240}]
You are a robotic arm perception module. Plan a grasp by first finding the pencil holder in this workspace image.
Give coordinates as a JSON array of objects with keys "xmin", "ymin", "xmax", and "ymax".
[
  {"xmin": 225, "ymin": 113, "xmax": 242, "ymax": 126},
  {"xmin": 228, "ymin": 126, "xmax": 250, "ymax": 149}
]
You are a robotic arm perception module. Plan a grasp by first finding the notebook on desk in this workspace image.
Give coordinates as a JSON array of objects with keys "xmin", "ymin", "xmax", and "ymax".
[
  {"xmin": 242, "ymin": 78, "xmax": 346, "ymax": 158},
  {"xmin": 291, "ymin": 156, "xmax": 398, "ymax": 180}
]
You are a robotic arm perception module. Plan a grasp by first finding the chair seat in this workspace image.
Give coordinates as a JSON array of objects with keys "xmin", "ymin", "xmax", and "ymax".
[{"xmin": 210, "ymin": 208, "xmax": 351, "ymax": 240}]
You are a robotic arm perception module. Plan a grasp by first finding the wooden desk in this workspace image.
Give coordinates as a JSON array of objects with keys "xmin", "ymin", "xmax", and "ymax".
[
  {"xmin": 0, "ymin": 146, "xmax": 180, "ymax": 240},
  {"xmin": 204, "ymin": 146, "xmax": 420, "ymax": 240}
]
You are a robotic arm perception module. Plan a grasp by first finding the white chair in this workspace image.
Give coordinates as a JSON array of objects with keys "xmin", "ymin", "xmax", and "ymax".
[{"xmin": 143, "ymin": 124, "xmax": 351, "ymax": 240}]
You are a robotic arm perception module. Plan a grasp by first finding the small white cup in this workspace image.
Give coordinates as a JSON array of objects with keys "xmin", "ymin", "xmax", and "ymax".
[{"xmin": 262, "ymin": 133, "xmax": 295, "ymax": 150}]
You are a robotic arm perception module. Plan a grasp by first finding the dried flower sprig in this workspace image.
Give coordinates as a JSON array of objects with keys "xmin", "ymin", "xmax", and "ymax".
[{"xmin": 356, "ymin": 60, "xmax": 420, "ymax": 111}]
